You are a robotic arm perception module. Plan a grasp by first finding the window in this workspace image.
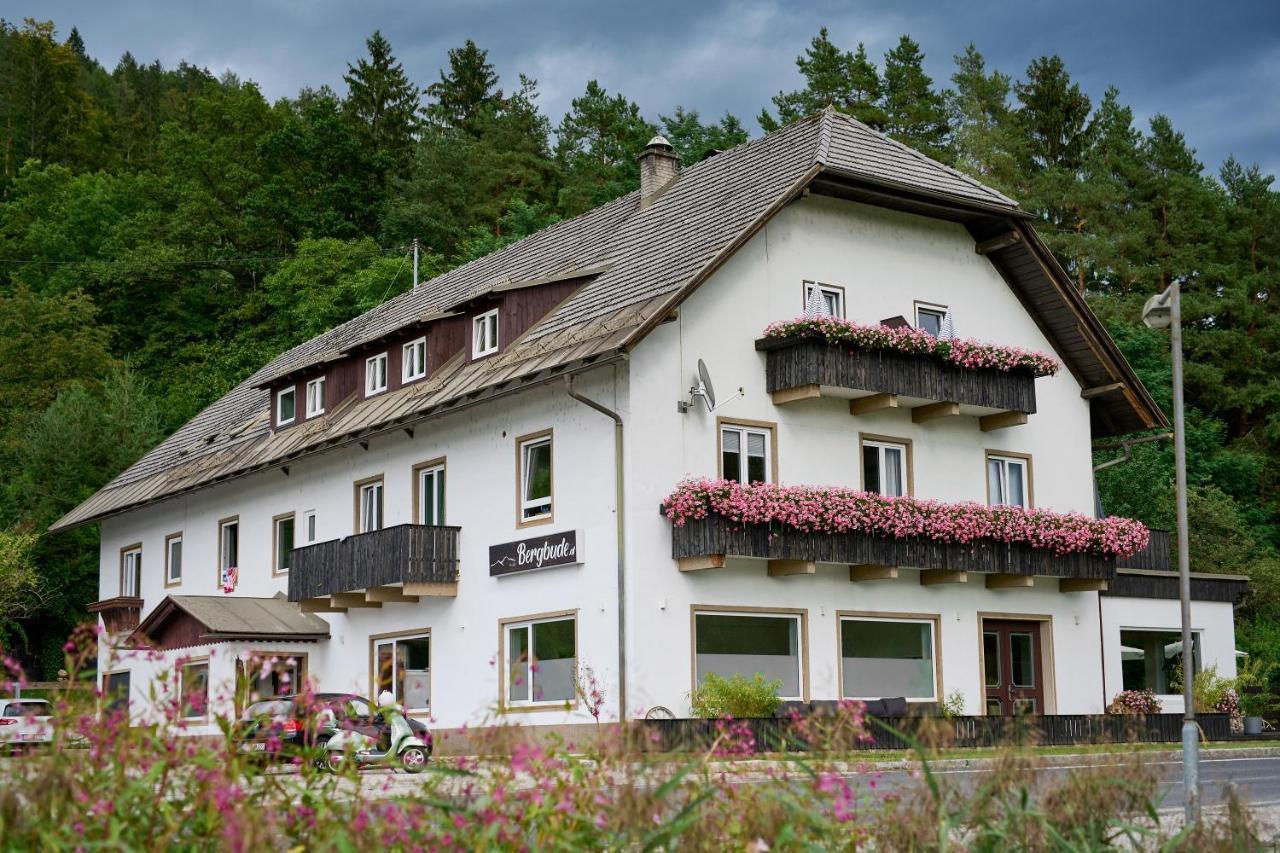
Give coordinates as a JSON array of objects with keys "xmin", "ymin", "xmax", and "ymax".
[
  {"xmin": 276, "ymin": 386, "xmax": 296, "ymax": 426},
  {"xmin": 402, "ymin": 337, "xmax": 427, "ymax": 382},
  {"xmin": 504, "ymin": 614, "xmax": 576, "ymax": 706},
  {"xmin": 803, "ymin": 281, "xmax": 844, "ymax": 317},
  {"xmin": 415, "ymin": 461, "xmax": 446, "ymax": 526},
  {"xmin": 915, "ymin": 303, "xmax": 947, "ymax": 337},
  {"xmin": 365, "ymin": 353, "xmax": 388, "ymax": 396},
  {"xmin": 165, "ymin": 534, "xmax": 183, "ymax": 587},
  {"xmin": 305, "ymin": 377, "xmax": 326, "ymax": 417},
  {"xmin": 302, "ymin": 510, "xmax": 317, "ymax": 544},
  {"xmin": 1121, "ymin": 629, "xmax": 1202, "ymax": 694},
  {"xmin": 374, "ymin": 634, "xmax": 431, "ymax": 712},
  {"xmin": 472, "ymin": 309, "xmax": 499, "ymax": 358},
  {"xmin": 179, "ymin": 660, "xmax": 210, "ymax": 720},
  {"xmin": 862, "ymin": 437, "xmax": 910, "ymax": 497},
  {"xmin": 720, "ymin": 422, "xmax": 774, "ymax": 484},
  {"xmin": 694, "ymin": 611, "xmax": 803, "ymax": 699},
  {"xmin": 273, "ymin": 514, "xmax": 295, "ymax": 575},
  {"xmin": 245, "ymin": 653, "xmax": 305, "ymax": 700},
  {"xmin": 219, "ymin": 518, "xmax": 239, "ymax": 586},
  {"xmin": 518, "ymin": 432, "xmax": 552, "ymax": 524},
  {"xmin": 357, "ymin": 478, "xmax": 384, "ymax": 533},
  {"xmin": 840, "ymin": 616, "xmax": 938, "ymax": 701},
  {"xmin": 120, "ymin": 546, "xmax": 142, "ymax": 597},
  {"xmin": 103, "ymin": 671, "xmax": 130, "ymax": 715},
  {"xmin": 987, "ymin": 453, "xmax": 1031, "ymax": 508}
]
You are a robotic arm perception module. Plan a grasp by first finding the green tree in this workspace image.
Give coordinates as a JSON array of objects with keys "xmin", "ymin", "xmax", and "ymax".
[
  {"xmin": 947, "ymin": 44, "xmax": 1020, "ymax": 190},
  {"xmin": 759, "ymin": 29, "xmax": 885, "ymax": 131},
  {"xmin": 342, "ymin": 30, "xmax": 420, "ymax": 174},
  {"xmin": 424, "ymin": 39, "xmax": 500, "ymax": 134},
  {"xmin": 659, "ymin": 106, "xmax": 748, "ymax": 164},
  {"xmin": 881, "ymin": 35, "xmax": 949, "ymax": 161},
  {"xmin": 554, "ymin": 80, "xmax": 654, "ymax": 214}
]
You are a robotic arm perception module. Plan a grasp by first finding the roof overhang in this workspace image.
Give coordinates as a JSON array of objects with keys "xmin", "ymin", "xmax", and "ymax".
[{"xmin": 129, "ymin": 595, "xmax": 331, "ymax": 651}]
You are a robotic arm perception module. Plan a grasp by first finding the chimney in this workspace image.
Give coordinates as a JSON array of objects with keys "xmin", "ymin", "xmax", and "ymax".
[{"xmin": 637, "ymin": 135, "xmax": 680, "ymax": 209}]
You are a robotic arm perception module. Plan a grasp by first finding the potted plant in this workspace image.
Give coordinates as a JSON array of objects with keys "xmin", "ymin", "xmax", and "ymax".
[{"xmin": 1235, "ymin": 658, "xmax": 1275, "ymax": 735}]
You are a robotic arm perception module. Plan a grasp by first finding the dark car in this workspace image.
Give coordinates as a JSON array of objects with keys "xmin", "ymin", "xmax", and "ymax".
[{"xmin": 235, "ymin": 693, "xmax": 431, "ymax": 759}]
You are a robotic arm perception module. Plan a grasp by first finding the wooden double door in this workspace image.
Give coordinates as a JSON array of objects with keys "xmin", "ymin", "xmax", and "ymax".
[{"xmin": 983, "ymin": 619, "xmax": 1044, "ymax": 716}]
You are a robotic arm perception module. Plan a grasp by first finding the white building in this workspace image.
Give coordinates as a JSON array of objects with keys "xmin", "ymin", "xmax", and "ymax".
[{"xmin": 59, "ymin": 110, "xmax": 1246, "ymax": 736}]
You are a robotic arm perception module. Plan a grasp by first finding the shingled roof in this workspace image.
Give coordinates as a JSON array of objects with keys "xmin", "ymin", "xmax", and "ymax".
[{"xmin": 51, "ymin": 109, "xmax": 1162, "ymax": 531}]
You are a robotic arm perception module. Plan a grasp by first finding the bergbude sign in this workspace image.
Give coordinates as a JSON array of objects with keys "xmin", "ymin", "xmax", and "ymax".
[{"xmin": 489, "ymin": 530, "xmax": 583, "ymax": 576}]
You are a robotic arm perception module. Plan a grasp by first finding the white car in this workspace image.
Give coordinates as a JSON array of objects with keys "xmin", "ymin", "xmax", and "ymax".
[{"xmin": 0, "ymin": 698, "xmax": 53, "ymax": 749}]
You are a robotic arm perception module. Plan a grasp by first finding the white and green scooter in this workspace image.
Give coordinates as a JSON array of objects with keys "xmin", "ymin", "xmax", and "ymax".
[{"xmin": 323, "ymin": 696, "xmax": 431, "ymax": 774}]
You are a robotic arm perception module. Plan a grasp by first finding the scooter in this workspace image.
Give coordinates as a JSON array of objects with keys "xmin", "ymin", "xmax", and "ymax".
[{"xmin": 323, "ymin": 707, "xmax": 431, "ymax": 773}]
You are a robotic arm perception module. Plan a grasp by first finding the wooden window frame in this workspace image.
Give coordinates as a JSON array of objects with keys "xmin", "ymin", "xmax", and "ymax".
[
  {"xmin": 515, "ymin": 429, "xmax": 554, "ymax": 529},
  {"xmin": 802, "ymin": 280, "xmax": 846, "ymax": 318},
  {"xmin": 498, "ymin": 609, "xmax": 579, "ymax": 713},
  {"xmin": 984, "ymin": 449, "xmax": 1034, "ymax": 508},
  {"xmin": 305, "ymin": 376, "xmax": 326, "ymax": 418},
  {"xmin": 402, "ymin": 337, "xmax": 428, "ymax": 383},
  {"xmin": 163, "ymin": 532, "xmax": 183, "ymax": 589},
  {"xmin": 271, "ymin": 512, "xmax": 295, "ymax": 577},
  {"xmin": 368, "ymin": 628, "xmax": 433, "ymax": 717},
  {"xmin": 411, "ymin": 457, "xmax": 446, "ymax": 527},
  {"xmin": 119, "ymin": 543, "xmax": 143, "ymax": 598},
  {"xmin": 690, "ymin": 605, "xmax": 810, "ymax": 702},
  {"xmin": 715, "ymin": 417, "xmax": 779, "ymax": 485},
  {"xmin": 913, "ymin": 300, "xmax": 948, "ymax": 336},
  {"xmin": 976, "ymin": 612, "xmax": 1058, "ymax": 715},
  {"xmin": 275, "ymin": 386, "xmax": 297, "ymax": 427},
  {"xmin": 836, "ymin": 610, "xmax": 943, "ymax": 704},
  {"xmin": 472, "ymin": 309, "xmax": 500, "ymax": 359},
  {"xmin": 217, "ymin": 516, "xmax": 240, "ymax": 586},
  {"xmin": 177, "ymin": 656, "xmax": 211, "ymax": 722},
  {"xmin": 353, "ymin": 475, "xmax": 385, "ymax": 534},
  {"xmin": 365, "ymin": 353, "xmax": 388, "ymax": 397},
  {"xmin": 858, "ymin": 433, "xmax": 914, "ymax": 497}
]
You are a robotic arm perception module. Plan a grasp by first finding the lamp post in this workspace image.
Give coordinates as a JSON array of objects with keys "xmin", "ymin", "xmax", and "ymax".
[{"xmin": 1141, "ymin": 281, "xmax": 1199, "ymax": 824}]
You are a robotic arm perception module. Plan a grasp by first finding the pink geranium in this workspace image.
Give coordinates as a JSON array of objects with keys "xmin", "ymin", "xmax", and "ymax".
[
  {"xmin": 662, "ymin": 478, "xmax": 1149, "ymax": 558},
  {"xmin": 763, "ymin": 316, "xmax": 1060, "ymax": 378}
]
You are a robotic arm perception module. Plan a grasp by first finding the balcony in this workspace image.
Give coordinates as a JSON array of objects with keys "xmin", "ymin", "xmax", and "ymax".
[
  {"xmin": 755, "ymin": 335, "xmax": 1039, "ymax": 429},
  {"xmin": 1108, "ymin": 529, "xmax": 1249, "ymax": 604},
  {"xmin": 88, "ymin": 596, "xmax": 143, "ymax": 633},
  {"xmin": 287, "ymin": 524, "xmax": 461, "ymax": 611}
]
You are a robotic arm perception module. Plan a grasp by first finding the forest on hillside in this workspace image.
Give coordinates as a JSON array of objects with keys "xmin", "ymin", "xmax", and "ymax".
[{"xmin": 0, "ymin": 19, "xmax": 1277, "ymax": 682}]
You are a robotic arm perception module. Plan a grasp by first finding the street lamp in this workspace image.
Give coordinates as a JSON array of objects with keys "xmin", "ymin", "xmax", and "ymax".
[{"xmin": 1142, "ymin": 281, "xmax": 1199, "ymax": 824}]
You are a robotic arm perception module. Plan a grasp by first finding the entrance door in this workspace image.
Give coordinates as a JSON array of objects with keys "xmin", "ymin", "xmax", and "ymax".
[{"xmin": 983, "ymin": 620, "xmax": 1045, "ymax": 715}]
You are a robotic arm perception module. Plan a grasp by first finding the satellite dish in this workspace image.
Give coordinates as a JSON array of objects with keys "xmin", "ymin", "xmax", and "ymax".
[{"xmin": 696, "ymin": 359, "xmax": 717, "ymax": 411}]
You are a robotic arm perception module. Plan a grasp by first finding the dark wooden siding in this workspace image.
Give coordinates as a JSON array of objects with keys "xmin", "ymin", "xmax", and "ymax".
[
  {"xmin": 466, "ymin": 279, "xmax": 586, "ymax": 364},
  {"xmin": 1121, "ymin": 529, "xmax": 1171, "ymax": 571},
  {"xmin": 671, "ymin": 515, "xmax": 1114, "ymax": 580},
  {"xmin": 1104, "ymin": 571, "xmax": 1248, "ymax": 604},
  {"xmin": 288, "ymin": 524, "xmax": 461, "ymax": 600},
  {"xmin": 756, "ymin": 336, "xmax": 1038, "ymax": 413}
]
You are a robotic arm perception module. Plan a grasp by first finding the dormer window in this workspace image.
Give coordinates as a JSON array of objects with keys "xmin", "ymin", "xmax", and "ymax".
[
  {"xmin": 306, "ymin": 376, "xmax": 326, "ymax": 417},
  {"xmin": 365, "ymin": 353, "xmax": 388, "ymax": 396},
  {"xmin": 472, "ymin": 309, "xmax": 499, "ymax": 358},
  {"xmin": 276, "ymin": 386, "xmax": 296, "ymax": 426},
  {"xmin": 403, "ymin": 337, "xmax": 427, "ymax": 382}
]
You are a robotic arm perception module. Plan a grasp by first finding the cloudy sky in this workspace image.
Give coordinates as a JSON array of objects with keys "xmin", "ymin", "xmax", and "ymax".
[{"xmin": 17, "ymin": 0, "xmax": 1280, "ymax": 175}]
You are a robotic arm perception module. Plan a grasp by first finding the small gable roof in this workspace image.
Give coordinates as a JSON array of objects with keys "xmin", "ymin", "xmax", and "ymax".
[{"xmin": 131, "ymin": 594, "xmax": 330, "ymax": 650}]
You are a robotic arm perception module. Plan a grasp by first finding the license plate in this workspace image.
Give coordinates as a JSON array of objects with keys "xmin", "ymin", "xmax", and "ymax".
[
  {"xmin": 18, "ymin": 733, "xmax": 38, "ymax": 741},
  {"xmin": 243, "ymin": 742, "xmax": 266, "ymax": 751}
]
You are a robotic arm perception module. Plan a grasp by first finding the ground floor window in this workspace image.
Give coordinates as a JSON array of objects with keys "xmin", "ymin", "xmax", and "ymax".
[
  {"xmin": 694, "ymin": 610, "xmax": 803, "ymax": 699},
  {"xmin": 179, "ymin": 659, "xmax": 210, "ymax": 720},
  {"xmin": 504, "ymin": 614, "xmax": 576, "ymax": 706},
  {"xmin": 840, "ymin": 615, "xmax": 937, "ymax": 701},
  {"xmin": 242, "ymin": 653, "xmax": 306, "ymax": 701},
  {"xmin": 1121, "ymin": 629, "xmax": 1201, "ymax": 694},
  {"xmin": 103, "ymin": 670, "xmax": 130, "ymax": 714},
  {"xmin": 374, "ymin": 634, "xmax": 431, "ymax": 712}
]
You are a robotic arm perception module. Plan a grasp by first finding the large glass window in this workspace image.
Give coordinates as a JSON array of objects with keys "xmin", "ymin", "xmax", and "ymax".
[
  {"xmin": 840, "ymin": 617, "xmax": 936, "ymax": 701},
  {"xmin": 862, "ymin": 439, "xmax": 908, "ymax": 497},
  {"xmin": 306, "ymin": 377, "xmax": 326, "ymax": 417},
  {"xmin": 165, "ymin": 534, "xmax": 182, "ymax": 586},
  {"xmin": 120, "ymin": 547, "xmax": 142, "ymax": 597},
  {"xmin": 694, "ymin": 612, "xmax": 802, "ymax": 699},
  {"xmin": 1121, "ymin": 629, "xmax": 1202, "ymax": 694},
  {"xmin": 365, "ymin": 353, "xmax": 388, "ymax": 396},
  {"xmin": 987, "ymin": 454, "xmax": 1029, "ymax": 508},
  {"xmin": 273, "ymin": 515, "xmax": 294, "ymax": 574},
  {"xmin": 375, "ymin": 635, "xmax": 431, "ymax": 712},
  {"xmin": 519, "ymin": 434, "xmax": 552, "ymax": 522},
  {"xmin": 180, "ymin": 660, "xmax": 210, "ymax": 719},
  {"xmin": 403, "ymin": 337, "xmax": 427, "ymax": 382},
  {"xmin": 721, "ymin": 424, "xmax": 772, "ymax": 485},
  {"xmin": 473, "ymin": 309, "xmax": 499, "ymax": 358},
  {"xmin": 417, "ymin": 463, "xmax": 446, "ymax": 526},
  {"xmin": 276, "ymin": 386, "xmax": 296, "ymax": 426},
  {"xmin": 358, "ymin": 480, "xmax": 384, "ymax": 533},
  {"xmin": 505, "ymin": 616, "xmax": 576, "ymax": 705},
  {"xmin": 245, "ymin": 653, "xmax": 305, "ymax": 700}
]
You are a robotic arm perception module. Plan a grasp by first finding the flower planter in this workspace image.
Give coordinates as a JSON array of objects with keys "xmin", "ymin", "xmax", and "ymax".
[{"xmin": 1245, "ymin": 716, "xmax": 1264, "ymax": 736}]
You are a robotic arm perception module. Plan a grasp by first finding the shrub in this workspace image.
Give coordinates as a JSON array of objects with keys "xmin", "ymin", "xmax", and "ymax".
[
  {"xmin": 939, "ymin": 689, "xmax": 966, "ymax": 718},
  {"xmin": 689, "ymin": 672, "xmax": 782, "ymax": 718},
  {"xmin": 1107, "ymin": 689, "xmax": 1162, "ymax": 715}
]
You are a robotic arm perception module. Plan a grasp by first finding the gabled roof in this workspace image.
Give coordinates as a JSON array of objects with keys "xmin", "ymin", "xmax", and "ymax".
[
  {"xmin": 131, "ymin": 594, "xmax": 330, "ymax": 650},
  {"xmin": 52, "ymin": 109, "xmax": 1162, "ymax": 532}
]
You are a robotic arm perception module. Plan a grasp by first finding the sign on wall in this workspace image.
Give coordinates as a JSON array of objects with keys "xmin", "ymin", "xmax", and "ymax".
[{"xmin": 489, "ymin": 530, "xmax": 583, "ymax": 577}]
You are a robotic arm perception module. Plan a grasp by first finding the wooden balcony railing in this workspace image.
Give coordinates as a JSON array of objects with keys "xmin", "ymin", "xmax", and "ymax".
[
  {"xmin": 755, "ymin": 336, "xmax": 1038, "ymax": 428},
  {"xmin": 287, "ymin": 524, "xmax": 460, "ymax": 609},
  {"xmin": 88, "ymin": 596, "xmax": 143, "ymax": 633},
  {"xmin": 1119, "ymin": 528, "xmax": 1170, "ymax": 571},
  {"xmin": 1109, "ymin": 529, "xmax": 1249, "ymax": 604}
]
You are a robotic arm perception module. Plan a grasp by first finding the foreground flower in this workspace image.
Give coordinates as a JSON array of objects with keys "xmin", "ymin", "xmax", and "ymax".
[{"xmin": 662, "ymin": 478, "xmax": 1149, "ymax": 558}]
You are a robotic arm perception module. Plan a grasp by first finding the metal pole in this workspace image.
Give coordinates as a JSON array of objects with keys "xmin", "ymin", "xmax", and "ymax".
[
  {"xmin": 411, "ymin": 239, "xmax": 420, "ymax": 289},
  {"xmin": 1170, "ymin": 282, "xmax": 1200, "ymax": 824}
]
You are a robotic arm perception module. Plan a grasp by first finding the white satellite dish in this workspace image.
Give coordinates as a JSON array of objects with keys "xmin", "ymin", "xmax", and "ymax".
[{"xmin": 694, "ymin": 359, "xmax": 717, "ymax": 411}]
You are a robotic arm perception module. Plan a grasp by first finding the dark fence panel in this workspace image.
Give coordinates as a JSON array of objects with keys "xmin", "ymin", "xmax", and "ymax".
[
  {"xmin": 288, "ymin": 524, "xmax": 460, "ymax": 601},
  {"xmin": 1105, "ymin": 572, "xmax": 1249, "ymax": 604},
  {"xmin": 672, "ymin": 515, "xmax": 1116, "ymax": 580},
  {"xmin": 756, "ymin": 337, "xmax": 1038, "ymax": 413},
  {"xmin": 1122, "ymin": 529, "xmax": 1171, "ymax": 571},
  {"xmin": 642, "ymin": 713, "xmax": 1231, "ymax": 753}
]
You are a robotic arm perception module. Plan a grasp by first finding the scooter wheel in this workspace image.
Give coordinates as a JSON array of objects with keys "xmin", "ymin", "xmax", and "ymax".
[
  {"xmin": 324, "ymin": 751, "xmax": 346, "ymax": 773},
  {"xmin": 400, "ymin": 746, "xmax": 428, "ymax": 773}
]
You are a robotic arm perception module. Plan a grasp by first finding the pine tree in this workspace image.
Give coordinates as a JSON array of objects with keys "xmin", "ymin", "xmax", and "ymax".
[
  {"xmin": 947, "ymin": 45, "xmax": 1019, "ymax": 188},
  {"xmin": 555, "ymin": 80, "xmax": 655, "ymax": 214},
  {"xmin": 659, "ymin": 106, "xmax": 748, "ymax": 164},
  {"xmin": 1015, "ymin": 55, "xmax": 1092, "ymax": 171},
  {"xmin": 342, "ymin": 31, "xmax": 421, "ymax": 173},
  {"xmin": 881, "ymin": 36, "xmax": 950, "ymax": 161},
  {"xmin": 65, "ymin": 26, "xmax": 85, "ymax": 58},
  {"xmin": 424, "ymin": 39, "xmax": 500, "ymax": 134},
  {"xmin": 758, "ymin": 29, "xmax": 884, "ymax": 131}
]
